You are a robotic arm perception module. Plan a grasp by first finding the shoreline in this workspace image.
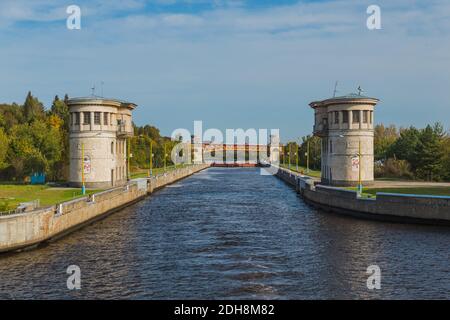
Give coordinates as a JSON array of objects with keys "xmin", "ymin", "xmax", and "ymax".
[
  {"xmin": 0, "ymin": 164, "xmax": 210, "ymax": 254},
  {"xmin": 274, "ymin": 166, "xmax": 450, "ymax": 227}
]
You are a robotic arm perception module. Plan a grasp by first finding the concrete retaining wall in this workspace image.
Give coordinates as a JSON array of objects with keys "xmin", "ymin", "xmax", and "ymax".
[
  {"xmin": 0, "ymin": 164, "xmax": 209, "ymax": 253},
  {"xmin": 275, "ymin": 166, "xmax": 450, "ymax": 225}
]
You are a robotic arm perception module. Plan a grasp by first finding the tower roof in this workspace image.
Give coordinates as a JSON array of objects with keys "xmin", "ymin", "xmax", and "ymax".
[
  {"xmin": 309, "ymin": 93, "xmax": 379, "ymax": 109},
  {"xmin": 67, "ymin": 96, "xmax": 137, "ymax": 110}
]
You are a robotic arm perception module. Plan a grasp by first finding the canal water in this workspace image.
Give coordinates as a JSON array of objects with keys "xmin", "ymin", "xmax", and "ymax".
[{"xmin": 0, "ymin": 168, "xmax": 449, "ymax": 299}]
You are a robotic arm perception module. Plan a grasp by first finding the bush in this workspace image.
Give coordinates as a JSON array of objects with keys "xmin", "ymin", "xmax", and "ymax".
[{"xmin": 375, "ymin": 158, "xmax": 414, "ymax": 179}]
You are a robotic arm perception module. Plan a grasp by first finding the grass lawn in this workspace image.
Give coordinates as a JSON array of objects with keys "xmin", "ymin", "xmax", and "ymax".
[
  {"xmin": 346, "ymin": 187, "xmax": 450, "ymax": 197},
  {"xmin": 280, "ymin": 163, "xmax": 321, "ymax": 178},
  {"xmin": 131, "ymin": 164, "xmax": 190, "ymax": 179},
  {"xmin": 0, "ymin": 185, "xmax": 100, "ymax": 211}
]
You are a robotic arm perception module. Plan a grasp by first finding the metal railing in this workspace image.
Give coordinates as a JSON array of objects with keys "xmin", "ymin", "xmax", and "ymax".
[{"xmin": 0, "ymin": 199, "xmax": 40, "ymax": 216}]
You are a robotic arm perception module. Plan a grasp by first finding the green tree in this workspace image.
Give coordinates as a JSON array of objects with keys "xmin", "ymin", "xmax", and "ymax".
[
  {"xmin": 442, "ymin": 135, "xmax": 450, "ymax": 181},
  {"xmin": 387, "ymin": 126, "xmax": 420, "ymax": 168},
  {"xmin": 0, "ymin": 128, "xmax": 9, "ymax": 169},
  {"xmin": 414, "ymin": 124, "xmax": 445, "ymax": 181},
  {"xmin": 23, "ymin": 91, "xmax": 45, "ymax": 123},
  {"xmin": 7, "ymin": 121, "xmax": 63, "ymax": 180},
  {"xmin": 374, "ymin": 124, "xmax": 398, "ymax": 160},
  {"xmin": 0, "ymin": 103, "xmax": 24, "ymax": 130},
  {"xmin": 50, "ymin": 95, "xmax": 69, "ymax": 125},
  {"xmin": 296, "ymin": 135, "xmax": 321, "ymax": 170},
  {"xmin": 63, "ymin": 94, "xmax": 70, "ymax": 105}
]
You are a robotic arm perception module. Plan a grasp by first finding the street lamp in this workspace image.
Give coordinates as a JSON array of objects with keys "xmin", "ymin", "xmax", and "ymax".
[
  {"xmin": 306, "ymin": 139, "xmax": 310, "ymax": 174},
  {"xmin": 81, "ymin": 142, "xmax": 85, "ymax": 195},
  {"xmin": 164, "ymin": 143, "xmax": 167, "ymax": 173},
  {"xmin": 288, "ymin": 144, "xmax": 291, "ymax": 170},
  {"xmin": 127, "ymin": 137, "xmax": 131, "ymax": 181},
  {"xmin": 357, "ymin": 140, "xmax": 363, "ymax": 195},
  {"xmin": 149, "ymin": 141, "xmax": 153, "ymax": 177}
]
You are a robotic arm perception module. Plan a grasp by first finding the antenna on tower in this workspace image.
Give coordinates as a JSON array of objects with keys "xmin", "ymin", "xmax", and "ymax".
[
  {"xmin": 333, "ymin": 81, "xmax": 339, "ymax": 97},
  {"xmin": 357, "ymin": 85, "xmax": 364, "ymax": 96},
  {"xmin": 91, "ymin": 84, "xmax": 96, "ymax": 97}
]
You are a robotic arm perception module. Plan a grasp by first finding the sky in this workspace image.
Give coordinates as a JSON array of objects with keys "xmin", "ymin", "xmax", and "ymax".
[{"xmin": 0, "ymin": 0, "xmax": 449, "ymax": 141}]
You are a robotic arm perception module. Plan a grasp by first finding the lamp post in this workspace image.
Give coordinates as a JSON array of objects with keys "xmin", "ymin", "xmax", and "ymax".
[
  {"xmin": 306, "ymin": 139, "xmax": 310, "ymax": 174},
  {"xmin": 81, "ymin": 143, "xmax": 86, "ymax": 195},
  {"xmin": 164, "ymin": 143, "xmax": 167, "ymax": 173},
  {"xmin": 288, "ymin": 144, "xmax": 292, "ymax": 170},
  {"xmin": 127, "ymin": 137, "xmax": 131, "ymax": 181},
  {"xmin": 357, "ymin": 139, "xmax": 363, "ymax": 195},
  {"xmin": 149, "ymin": 141, "xmax": 153, "ymax": 177}
]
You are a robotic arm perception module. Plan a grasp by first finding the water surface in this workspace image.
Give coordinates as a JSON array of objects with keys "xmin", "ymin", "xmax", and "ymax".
[{"xmin": 0, "ymin": 168, "xmax": 448, "ymax": 299}]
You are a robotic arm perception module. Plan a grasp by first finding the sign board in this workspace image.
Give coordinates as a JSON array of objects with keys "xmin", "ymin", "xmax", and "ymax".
[
  {"xmin": 83, "ymin": 156, "xmax": 91, "ymax": 174},
  {"xmin": 351, "ymin": 156, "xmax": 360, "ymax": 172}
]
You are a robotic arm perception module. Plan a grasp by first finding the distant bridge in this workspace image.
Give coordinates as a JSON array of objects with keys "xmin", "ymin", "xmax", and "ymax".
[{"xmin": 201, "ymin": 143, "xmax": 270, "ymax": 166}]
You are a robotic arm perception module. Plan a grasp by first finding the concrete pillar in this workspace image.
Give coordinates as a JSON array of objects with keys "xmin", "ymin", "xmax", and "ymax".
[
  {"xmin": 80, "ymin": 112, "xmax": 84, "ymax": 132},
  {"xmin": 348, "ymin": 110, "xmax": 353, "ymax": 130},
  {"xmin": 359, "ymin": 110, "xmax": 363, "ymax": 129}
]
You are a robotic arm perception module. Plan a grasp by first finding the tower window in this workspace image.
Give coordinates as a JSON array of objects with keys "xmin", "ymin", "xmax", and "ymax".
[
  {"xmin": 334, "ymin": 111, "xmax": 339, "ymax": 124},
  {"xmin": 104, "ymin": 113, "xmax": 109, "ymax": 125},
  {"xmin": 352, "ymin": 110, "xmax": 360, "ymax": 123},
  {"xmin": 94, "ymin": 112, "xmax": 101, "ymax": 125},
  {"xmin": 83, "ymin": 112, "xmax": 91, "ymax": 125},
  {"xmin": 363, "ymin": 110, "xmax": 368, "ymax": 123},
  {"xmin": 111, "ymin": 142, "xmax": 114, "ymax": 154},
  {"xmin": 342, "ymin": 111, "xmax": 349, "ymax": 123},
  {"xmin": 75, "ymin": 112, "xmax": 80, "ymax": 125}
]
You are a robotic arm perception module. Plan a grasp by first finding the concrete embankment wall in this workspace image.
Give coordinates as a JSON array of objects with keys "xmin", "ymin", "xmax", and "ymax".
[
  {"xmin": 275, "ymin": 166, "xmax": 450, "ymax": 225},
  {"xmin": 0, "ymin": 164, "xmax": 209, "ymax": 253}
]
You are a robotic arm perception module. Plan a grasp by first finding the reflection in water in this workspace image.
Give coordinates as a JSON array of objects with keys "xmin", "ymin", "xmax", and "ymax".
[{"xmin": 0, "ymin": 168, "xmax": 449, "ymax": 299}]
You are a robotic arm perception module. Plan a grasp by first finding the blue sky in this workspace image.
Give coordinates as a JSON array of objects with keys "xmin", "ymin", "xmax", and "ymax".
[{"xmin": 0, "ymin": 0, "xmax": 449, "ymax": 141}]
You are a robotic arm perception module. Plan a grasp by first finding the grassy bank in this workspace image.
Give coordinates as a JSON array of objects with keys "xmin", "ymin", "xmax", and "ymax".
[
  {"xmin": 362, "ymin": 187, "xmax": 450, "ymax": 197},
  {"xmin": 346, "ymin": 186, "xmax": 450, "ymax": 197},
  {"xmin": 0, "ymin": 185, "xmax": 100, "ymax": 211},
  {"xmin": 279, "ymin": 163, "xmax": 321, "ymax": 178},
  {"xmin": 130, "ymin": 164, "xmax": 190, "ymax": 179}
]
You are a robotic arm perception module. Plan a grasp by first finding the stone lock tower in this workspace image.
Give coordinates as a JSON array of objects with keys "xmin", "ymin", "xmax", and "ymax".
[
  {"xmin": 67, "ymin": 97, "xmax": 137, "ymax": 188},
  {"xmin": 309, "ymin": 93, "xmax": 379, "ymax": 186}
]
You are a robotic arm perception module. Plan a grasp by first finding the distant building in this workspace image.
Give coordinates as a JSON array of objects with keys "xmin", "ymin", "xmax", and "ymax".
[
  {"xmin": 269, "ymin": 134, "xmax": 280, "ymax": 164},
  {"xmin": 309, "ymin": 93, "xmax": 379, "ymax": 186},
  {"xmin": 67, "ymin": 97, "xmax": 137, "ymax": 188}
]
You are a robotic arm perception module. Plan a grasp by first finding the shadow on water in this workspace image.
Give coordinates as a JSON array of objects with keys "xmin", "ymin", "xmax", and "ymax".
[{"xmin": 0, "ymin": 167, "xmax": 449, "ymax": 299}]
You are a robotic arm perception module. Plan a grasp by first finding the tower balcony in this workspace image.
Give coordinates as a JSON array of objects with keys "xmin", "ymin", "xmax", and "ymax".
[
  {"xmin": 117, "ymin": 124, "xmax": 133, "ymax": 137},
  {"xmin": 313, "ymin": 123, "xmax": 328, "ymax": 137}
]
